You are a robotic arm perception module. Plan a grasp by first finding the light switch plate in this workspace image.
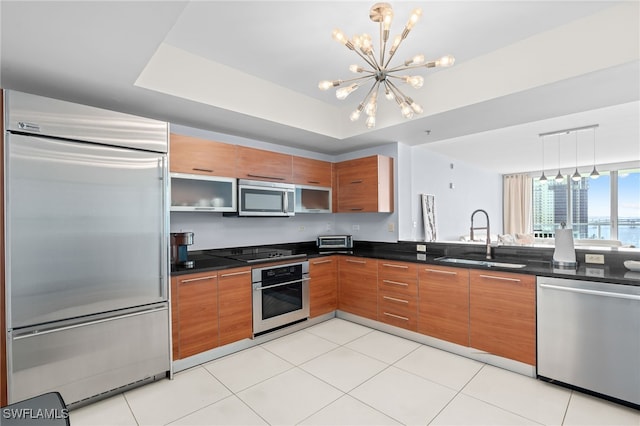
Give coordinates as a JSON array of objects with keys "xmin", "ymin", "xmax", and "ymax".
[
  {"xmin": 585, "ymin": 254, "xmax": 605, "ymax": 264},
  {"xmin": 416, "ymin": 244, "xmax": 427, "ymax": 252}
]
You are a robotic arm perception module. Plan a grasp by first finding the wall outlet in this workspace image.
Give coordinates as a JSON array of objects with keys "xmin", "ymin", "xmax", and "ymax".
[
  {"xmin": 298, "ymin": 225, "xmax": 305, "ymax": 231},
  {"xmin": 416, "ymin": 244, "xmax": 427, "ymax": 252},
  {"xmin": 387, "ymin": 223, "xmax": 395, "ymax": 232},
  {"xmin": 585, "ymin": 254, "xmax": 605, "ymax": 264},
  {"xmin": 352, "ymin": 224, "xmax": 360, "ymax": 231}
]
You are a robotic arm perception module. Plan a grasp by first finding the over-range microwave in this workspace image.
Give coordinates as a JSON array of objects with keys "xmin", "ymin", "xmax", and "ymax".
[{"xmin": 238, "ymin": 179, "xmax": 295, "ymax": 217}]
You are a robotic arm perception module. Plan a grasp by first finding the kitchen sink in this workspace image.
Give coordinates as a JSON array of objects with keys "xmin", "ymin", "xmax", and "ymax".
[{"xmin": 435, "ymin": 257, "xmax": 527, "ymax": 269}]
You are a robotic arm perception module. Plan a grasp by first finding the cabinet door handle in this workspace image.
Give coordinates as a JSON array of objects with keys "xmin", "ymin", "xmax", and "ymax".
[
  {"xmin": 192, "ymin": 167, "xmax": 213, "ymax": 173},
  {"xmin": 350, "ymin": 179, "xmax": 363, "ymax": 184},
  {"xmin": 247, "ymin": 174, "xmax": 285, "ymax": 181},
  {"xmin": 383, "ymin": 312, "xmax": 409, "ymax": 321},
  {"xmin": 382, "ymin": 279, "xmax": 409, "ymax": 287},
  {"xmin": 220, "ymin": 270, "xmax": 251, "ymax": 278},
  {"xmin": 424, "ymin": 268, "xmax": 457, "ymax": 275},
  {"xmin": 312, "ymin": 259, "xmax": 333, "ymax": 265},
  {"xmin": 383, "ymin": 295, "xmax": 409, "ymax": 304},
  {"xmin": 382, "ymin": 263, "xmax": 409, "ymax": 269},
  {"xmin": 345, "ymin": 259, "xmax": 366, "ymax": 264},
  {"xmin": 349, "ymin": 208, "xmax": 363, "ymax": 211},
  {"xmin": 478, "ymin": 274, "xmax": 521, "ymax": 283},
  {"xmin": 307, "ymin": 180, "xmax": 321, "ymax": 184},
  {"xmin": 180, "ymin": 275, "xmax": 217, "ymax": 283}
]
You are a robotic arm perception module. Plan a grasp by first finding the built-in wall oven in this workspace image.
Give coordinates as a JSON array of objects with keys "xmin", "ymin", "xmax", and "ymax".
[{"xmin": 252, "ymin": 261, "xmax": 310, "ymax": 335}]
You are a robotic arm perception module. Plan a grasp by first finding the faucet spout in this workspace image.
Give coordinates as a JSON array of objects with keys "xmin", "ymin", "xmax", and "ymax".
[{"xmin": 470, "ymin": 209, "xmax": 492, "ymax": 260}]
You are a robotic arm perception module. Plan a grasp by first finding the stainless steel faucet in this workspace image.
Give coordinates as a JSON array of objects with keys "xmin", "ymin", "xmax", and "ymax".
[{"xmin": 470, "ymin": 209, "xmax": 492, "ymax": 259}]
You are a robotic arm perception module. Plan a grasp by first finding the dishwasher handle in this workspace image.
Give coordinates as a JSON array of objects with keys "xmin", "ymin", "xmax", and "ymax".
[{"xmin": 539, "ymin": 283, "xmax": 640, "ymax": 301}]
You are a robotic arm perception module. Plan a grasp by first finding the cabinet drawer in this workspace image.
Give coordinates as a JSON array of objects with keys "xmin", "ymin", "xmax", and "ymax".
[
  {"xmin": 378, "ymin": 261, "xmax": 418, "ymax": 296},
  {"xmin": 378, "ymin": 291, "xmax": 418, "ymax": 331}
]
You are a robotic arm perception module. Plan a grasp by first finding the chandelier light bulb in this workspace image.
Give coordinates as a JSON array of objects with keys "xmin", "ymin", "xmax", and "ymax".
[
  {"xmin": 434, "ymin": 54, "xmax": 455, "ymax": 67},
  {"xmin": 382, "ymin": 8, "xmax": 394, "ymax": 32},
  {"xmin": 400, "ymin": 102, "xmax": 414, "ymax": 119},
  {"xmin": 385, "ymin": 88, "xmax": 395, "ymax": 100},
  {"xmin": 360, "ymin": 33, "xmax": 373, "ymax": 54},
  {"xmin": 318, "ymin": 80, "xmax": 339, "ymax": 91},
  {"xmin": 389, "ymin": 34, "xmax": 402, "ymax": 56},
  {"xmin": 403, "ymin": 75, "xmax": 424, "ymax": 89},
  {"xmin": 350, "ymin": 108, "xmax": 362, "ymax": 122},
  {"xmin": 406, "ymin": 8, "xmax": 422, "ymax": 31},
  {"xmin": 332, "ymin": 29, "xmax": 348, "ymax": 45},
  {"xmin": 408, "ymin": 100, "xmax": 423, "ymax": 114},
  {"xmin": 336, "ymin": 83, "xmax": 359, "ymax": 100},
  {"xmin": 405, "ymin": 54, "xmax": 425, "ymax": 66},
  {"xmin": 366, "ymin": 115, "xmax": 376, "ymax": 129},
  {"xmin": 349, "ymin": 64, "xmax": 364, "ymax": 73}
]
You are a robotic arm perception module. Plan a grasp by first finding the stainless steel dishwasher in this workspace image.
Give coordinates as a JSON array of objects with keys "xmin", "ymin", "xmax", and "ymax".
[{"xmin": 537, "ymin": 276, "xmax": 640, "ymax": 407}]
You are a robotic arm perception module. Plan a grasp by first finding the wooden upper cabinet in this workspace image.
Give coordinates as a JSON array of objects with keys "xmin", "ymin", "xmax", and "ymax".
[
  {"xmin": 169, "ymin": 133, "xmax": 237, "ymax": 177},
  {"xmin": 335, "ymin": 155, "xmax": 393, "ymax": 213},
  {"xmin": 236, "ymin": 146, "xmax": 293, "ymax": 183},
  {"xmin": 469, "ymin": 270, "xmax": 536, "ymax": 365},
  {"xmin": 292, "ymin": 156, "xmax": 332, "ymax": 187}
]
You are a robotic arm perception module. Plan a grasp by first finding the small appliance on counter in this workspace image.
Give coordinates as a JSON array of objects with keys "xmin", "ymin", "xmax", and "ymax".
[
  {"xmin": 317, "ymin": 235, "xmax": 353, "ymax": 252},
  {"xmin": 553, "ymin": 222, "xmax": 577, "ymax": 268},
  {"xmin": 171, "ymin": 232, "xmax": 195, "ymax": 268}
]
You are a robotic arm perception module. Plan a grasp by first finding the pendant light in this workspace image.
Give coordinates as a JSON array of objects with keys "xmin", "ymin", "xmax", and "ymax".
[
  {"xmin": 539, "ymin": 135, "xmax": 547, "ymax": 182},
  {"xmin": 590, "ymin": 126, "xmax": 600, "ymax": 179},
  {"xmin": 571, "ymin": 130, "xmax": 582, "ymax": 182},
  {"xmin": 555, "ymin": 134, "xmax": 564, "ymax": 183}
]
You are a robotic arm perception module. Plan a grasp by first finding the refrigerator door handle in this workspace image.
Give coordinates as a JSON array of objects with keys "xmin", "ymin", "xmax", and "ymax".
[
  {"xmin": 12, "ymin": 305, "xmax": 168, "ymax": 340},
  {"xmin": 159, "ymin": 155, "xmax": 169, "ymax": 301}
]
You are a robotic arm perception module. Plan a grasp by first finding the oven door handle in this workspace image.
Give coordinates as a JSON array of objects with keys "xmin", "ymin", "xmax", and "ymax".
[{"xmin": 253, "ymin": 277, "xmax": 310, "ymax": 291}]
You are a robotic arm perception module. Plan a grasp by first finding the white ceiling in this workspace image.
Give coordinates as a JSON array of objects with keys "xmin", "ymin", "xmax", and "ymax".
[{"xmin": 1, "ymin": 1, "xmax": 638, "ymax": 174}]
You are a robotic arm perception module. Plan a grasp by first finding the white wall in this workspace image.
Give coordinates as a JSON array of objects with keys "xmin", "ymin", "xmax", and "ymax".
[{"xmin": 407, "ymin": 146, "xmax": 503, "ymax": 242}]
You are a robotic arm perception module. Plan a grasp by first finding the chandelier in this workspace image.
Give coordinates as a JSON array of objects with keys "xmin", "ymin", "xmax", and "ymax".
[{"xmin": 318, "ymin": 2, "xmax": 455, "ymax": 129}]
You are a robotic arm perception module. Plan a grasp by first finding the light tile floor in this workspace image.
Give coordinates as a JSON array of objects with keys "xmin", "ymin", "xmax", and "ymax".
[{"xmin": 71, "ymin": 318, "xmax": 640, "ymax": 426}]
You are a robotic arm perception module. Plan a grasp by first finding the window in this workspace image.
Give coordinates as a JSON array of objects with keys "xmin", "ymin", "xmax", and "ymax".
[{"xmin": 532, "ymin": 167, "xmax": 639, "ymax": 247}]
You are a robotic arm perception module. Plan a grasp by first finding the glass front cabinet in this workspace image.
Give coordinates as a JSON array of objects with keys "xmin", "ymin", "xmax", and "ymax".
[{"xmin": 170, "ymin": 173, "xmax": 237, "ymax": 212}]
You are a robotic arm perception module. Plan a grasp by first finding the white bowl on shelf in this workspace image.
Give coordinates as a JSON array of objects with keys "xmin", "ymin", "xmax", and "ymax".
[{"xmin": 623, "ymin": 260, "xmax": 640, "ymax": 272}]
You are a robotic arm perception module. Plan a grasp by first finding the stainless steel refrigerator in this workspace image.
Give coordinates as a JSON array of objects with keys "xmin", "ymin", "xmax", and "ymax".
[{"xmin": 4, "ymin": 91, "xmax": 171, "ymax": 406}]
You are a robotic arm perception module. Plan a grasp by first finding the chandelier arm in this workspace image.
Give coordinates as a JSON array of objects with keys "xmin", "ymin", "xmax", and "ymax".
[
  {"xmin": 329, "ymin": 75, "xmax": 377, "ymax": 87},
  {"xmin": 353, "ymin": 48, "xmax": 379, "ymax": 70},
  {"xmin": 383, "ymin": 35, "xmax": 409, "ymax": 68},
  {"xmin": 379, "ymin": 21, "xmax": 387, "ymax": 69},
  {"xmin": 386, "ymin": 79, "xmax": 409, "ymax": 102}
]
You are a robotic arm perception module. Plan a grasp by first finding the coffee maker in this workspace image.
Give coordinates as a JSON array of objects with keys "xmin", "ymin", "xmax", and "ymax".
[{"xmin": 171, "ymin": 232, "xmax": 194, "ymax": 268}]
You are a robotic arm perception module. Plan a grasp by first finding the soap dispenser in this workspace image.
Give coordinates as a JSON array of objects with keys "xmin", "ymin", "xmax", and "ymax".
[{"xmin": 553, "ymin": 222, "xmax": 577, "ymax": 268}]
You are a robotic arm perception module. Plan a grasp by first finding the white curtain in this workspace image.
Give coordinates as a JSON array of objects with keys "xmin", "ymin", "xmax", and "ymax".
[{"xmin": 503, "ymin": 174, "xmax": 532, "ymax": 235}]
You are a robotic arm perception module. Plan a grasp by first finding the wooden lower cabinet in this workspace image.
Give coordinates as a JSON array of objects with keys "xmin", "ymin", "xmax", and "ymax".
[
  {"xmin": 377, "ymin": 261, "xmax": 418, "ymax": 331},
  {"xmin": 309, "ymin": 256, "xmax": 338, "ymax": 318},
  {"xmin": 338, "ymin": 256, "xmax": 378, "ymax": 320},
  {"xmin": 218, "ymin": 267, "xmax": 253, "ymax": 346},
  {"xmin": 418, "ymin": 265, "xmax": 470, "ymax": 347},
  {"xmin": 469, "ymin": 269, "xmax": 536, "ymax": 365},
  {"xmin": 172, "ymin": 271, "xmax": 219, "ymax": 359}
]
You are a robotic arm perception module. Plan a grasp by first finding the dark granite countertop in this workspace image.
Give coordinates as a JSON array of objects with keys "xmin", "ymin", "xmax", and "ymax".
[{"xmin": 172, "ymin": 240, "xmax": 640, "ymax": 286}]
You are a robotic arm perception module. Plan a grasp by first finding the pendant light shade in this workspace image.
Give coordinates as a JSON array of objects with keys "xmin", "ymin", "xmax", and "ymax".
[
  {"xmin": 571, "ymin": 131, "xmax": 581, "ymax": 182},
  {"xmin": 539, "ymin": 135, "xmax": 547, "ymax": 182},
  {"xmin": 590, "ymin": 127, "xmax": 600, "ymax": 179}
]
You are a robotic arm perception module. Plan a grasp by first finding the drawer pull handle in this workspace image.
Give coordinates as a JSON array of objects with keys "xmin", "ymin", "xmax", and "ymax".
[
  {"xmin": 307, "ymin": 180, "xmax": 321, "ymax": 184},
  {"xmin": 220, "ymin": 270, "xmax": 251, "ymax": 278},
  {"xmin": 383, "ymin": 295, "xmax": 409, "ymax": 304},
  {"xmin": 312, "ymin": 259, "xmax": 333, "ymax": 265},
  {"xmin": 192, "ymin": 167, "xmax": 213, "ymax": 173},
  {"xmin": 424, "ymin": 268, "xmax": 457, "ymax": 275},
  {"xmin": 383, "ymin": 279, "xmax": 409, "ymax": 287},
  {"xmin": 247, "ymin": 174, "xmax": 286, "ymax": 181},
  {"xmin": 478, "ymin": 274, "xmax": 521, "ymax": 283},
  {"xmin": 382, "ymin": 263, "xmax": 409, "ymax": 269},
  {"xmin": 346, "ymin": 259, "xmax": 366, "ymax": 264},
  {"xmin": 383, "ymin": 312, "xmax": 409, "ymax": 321},
  {"xmin": 350, "ymin": 179, "xmax": 363, "ymax": 184},
  {"xmin": 349, "ymin": 208, "xmax": 364, "ymax": 211},
  {"xmin": 181, "ymin": 275, "xmax": 217, "ymax": 283}
]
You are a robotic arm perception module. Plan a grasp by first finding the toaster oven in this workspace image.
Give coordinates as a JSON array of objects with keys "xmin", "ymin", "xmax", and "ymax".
[{"xmin": 317, "ymin": 235, "xmax": 353, "ymax": 250}]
